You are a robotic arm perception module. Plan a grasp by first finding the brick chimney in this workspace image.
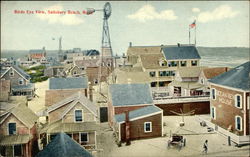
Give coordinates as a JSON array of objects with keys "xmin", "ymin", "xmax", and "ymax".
[{"xmin": 125, "ymin": 110, "xmax": 131, "ymax": 145}]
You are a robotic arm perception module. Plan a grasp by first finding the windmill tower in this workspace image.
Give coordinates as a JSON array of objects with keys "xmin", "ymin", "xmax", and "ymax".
[{"xmin": 58, "ymin": 37, "xmax": 64, "ymax": 62}]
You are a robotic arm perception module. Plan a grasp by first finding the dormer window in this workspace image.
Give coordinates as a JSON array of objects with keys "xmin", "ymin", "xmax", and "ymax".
[
  {"xmin": 191, "ymin": 60, "xmax": 198, "ymax": 66},
  {"xmin": 149, "ymin": 71, "xmax": 156, "ymax": 77},
  {"xmin": 159, "ymin": 60, "xmax": 167, "ymax": 66},
  {"xmin": 181, "ymin": 61, "xmax": 187, "ymax": 67}
]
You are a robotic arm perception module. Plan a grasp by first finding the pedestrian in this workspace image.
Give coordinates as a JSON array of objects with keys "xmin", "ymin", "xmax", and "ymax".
[{"xmin": 202, "ymin": 140, "xmax": 208, "ymax": 154}]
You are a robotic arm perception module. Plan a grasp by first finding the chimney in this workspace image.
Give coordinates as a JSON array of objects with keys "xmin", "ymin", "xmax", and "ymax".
[
  {"xmin": 177, "ymin": 43, "xmax": 180, "ymax": 47},
  {"xmin": 225, "ymin": 67, "xmax": 228, "ymax": 72},
  {"xmin": 129, "ymin": 42, "xmax": 132, "ymax": 47},
  {"xmin": 125, "ymin": 110, "xmax": 131, "ymax": 145},
  {"xmin": 89, "ymin": 82, "xmax": 93, "ymax": 102}
]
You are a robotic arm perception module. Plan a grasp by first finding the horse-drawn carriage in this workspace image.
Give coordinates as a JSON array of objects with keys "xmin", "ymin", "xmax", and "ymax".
[{"xmin": 167, "ymin": 135, "xmax": 186, "ymax": 150}]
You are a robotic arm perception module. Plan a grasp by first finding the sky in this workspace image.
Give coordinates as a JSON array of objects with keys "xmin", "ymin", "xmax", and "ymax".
[{"xmin": 1, "ymin": 1, "xmax": 249, "ymax": 55}]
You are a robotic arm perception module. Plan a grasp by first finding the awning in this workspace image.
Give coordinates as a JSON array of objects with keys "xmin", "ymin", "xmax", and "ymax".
[{"xmin": 0, "ymin": 134, "xmax": 31, "ymax": 146}]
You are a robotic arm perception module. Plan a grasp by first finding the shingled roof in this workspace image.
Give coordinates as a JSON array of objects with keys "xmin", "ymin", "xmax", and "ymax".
[
  {"xmin": 209, "ymin": 61, "xmax": 250, "ymax": 91},
  {"xmin": 49, "ymin": 77, "xmax": 88, "ymax": 90},
  {"xmin": 139, "ymin": 54, "xmax": 165, "ymax": 69},
  {"xmin": 178, "ymin": 67, "xmax": 202, "ymax": 78},
  {"xmin": 127, "ymin": 46, "xmax": 163, "ymax": 56},
  {"xmin": 162, "ymin": 45, "xmax": 201, "ymax": 60},
  {"xmin": 36, "ymin": 133, "xmax": 92, "ymax": 157},
  {"xmin": 109, "ymin": 83, "xmax": 153, "ymax": 106},
  {"xmin": 202, "ymin": 67, "xmax": 229, "ymax": 79},
  {"xmin": 115, "ymin": 105, "xmax": 162, "ymax": 123}
]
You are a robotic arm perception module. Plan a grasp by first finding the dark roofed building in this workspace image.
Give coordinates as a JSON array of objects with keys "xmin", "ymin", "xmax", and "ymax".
[
  {"xmin": 208, "ymin": 61, "xmax": 250, "ymax": 145},
  {"xmin": 162, "ymin": 45, "xmax": 201, "ymax": 60},
  {"xmin": 49, "ymin": 77, "xmax": 88, "ymax": 90},
  {"xmin": 36, "ymin": 133, "xmax": 92, "ymax": 157}
]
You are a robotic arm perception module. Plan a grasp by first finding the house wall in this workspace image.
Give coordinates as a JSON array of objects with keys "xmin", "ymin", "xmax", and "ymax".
[
  {"xmin": 63, "ymin": 102, "xmax": 96, "ymax": 123},
  {"xmin": 48, "ymin": 102, "xmax": 72, "ymax": 123},
  {"xmin": 210, "ymin": 85, "xmax": 249, "ymax": 136},
  {"xmin": 45, "ymin": 89, "xmax": 87, "ymax": 107},
  {"xmin": 0, "ymin": 114, "xmax": 29, "ymax": 135},
  {"xmin": 155, "ymin": 101, "xmax": 210, "ymax": 116},
  {"xmin": 120, "ymin": 113, "xmax": 162, "ymax": 142},
  {"xmin": 1, "ymin": 68, "xmax": 28, "ymax": 86},
  {"xmin": 86, "ymin": 67, "xmax": 109, "ymax": 84},
  {"xmin": 0, "ymin": 80, "xmax": 10, "ymax": 101}
]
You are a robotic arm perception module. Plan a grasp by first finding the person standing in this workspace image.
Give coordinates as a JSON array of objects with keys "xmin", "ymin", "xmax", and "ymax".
[{"xmin": 203, "ymin": 140, "xmax": 208, "ymax": 154}]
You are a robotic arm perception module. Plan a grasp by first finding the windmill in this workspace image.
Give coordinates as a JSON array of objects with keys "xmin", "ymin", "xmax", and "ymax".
[{"xmin": 84, "ymin": 2, "xmax": 114, "ymax": 93}]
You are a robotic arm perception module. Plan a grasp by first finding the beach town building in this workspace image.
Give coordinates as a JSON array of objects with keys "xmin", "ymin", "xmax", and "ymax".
[
  {"xmin": 0, "ymin": 104, "xmax": 39, "ymax": 157},
  {"xmin": 45, "ymin": 76, "xmax": 90, "ymax": 107},
  {"xmin": 36, "ymin": 133, "xmax": 92, "ymax": 157},
  {"xmin": 40, "ymin": 92, "xmax": 99, "ymax": 150},
  {"xmin": 44, "ymin": 60, "xmax": 65, "ymax": 77},
  {"xmin": 0, "ymin": 80, "xmax": 11, "ymax": 102},
  {"xmin": 0, "ymin": 65, "xmax": 35, "ymax": 100},
  {"xmin": 28, "ymin": 47, "xmax": 46, "ymax": 62},
  {"xmin": 108, "ymin": 83, "xmax": 163, "ymax": 143},
  {"xmin": 208, "ymin": 61, "xmax": 250, "ymax": 145}
]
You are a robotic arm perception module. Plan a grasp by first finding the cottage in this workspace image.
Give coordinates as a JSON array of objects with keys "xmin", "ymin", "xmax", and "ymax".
[
  {"xmin": 0, "ymin": 104, "xmax": 39, "ymax": 157},
  {"xmin": 108, "ymin": 83, "xmax": 163, "ymax": 142},
  {"xmin": 0, "ymin": 65, "xmax": 35, "ymax": 100},
  {"xmin": 44, "ymin": 60, "xmax": 65, "ymax": 77},
  {"xmin": 36, "ymin": 133, "xmax": 92, "ymax": 157},
  {"xmin": 208, "ymin": 61, "xmax": 250, "ymax": 145},
  {"xmin": 45, "ymin": 76, "xmax": 89, "ymax": 107},
  {"xmin": 41, "ymin": 92, "xmax": 99, "ymax": 150}
]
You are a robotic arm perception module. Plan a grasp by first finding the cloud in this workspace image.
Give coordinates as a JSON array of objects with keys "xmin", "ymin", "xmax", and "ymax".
[
  {"xmin": 36, "ymin": 5, "xmax": 84, "ymax": 25},
  {"xmin": 127, "ymin": 4, "xmax": 177, "ymax": 22},
  {"xmin": 192, "ymin": 8, "xmax": 200, "ymax": 13},
  {"xmin": 197, "ymin": 5, "xmax": 239, "ymax": 23}
]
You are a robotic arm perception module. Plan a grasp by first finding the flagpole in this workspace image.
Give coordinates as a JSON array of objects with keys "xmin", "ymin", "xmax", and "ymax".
[
  {"xmin": 189, "ymin": 26, "xmax": 190, "ymax": 45},
  {"xmin": 195, "ymin": 23, "xmax": 196, "ymax": 46}
]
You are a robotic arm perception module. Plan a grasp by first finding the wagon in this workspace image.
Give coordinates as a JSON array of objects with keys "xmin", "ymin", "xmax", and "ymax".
[{"xmin": 167, "ymin": 135, "xmax": 186, "ymax": 150}]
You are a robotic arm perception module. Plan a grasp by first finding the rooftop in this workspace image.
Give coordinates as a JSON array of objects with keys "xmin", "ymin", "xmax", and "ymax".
[
  {"xmin": 109, "ymin": 83, "xmax": 153, "ymax": 106},
  {"xmin": 127, "ymin": 45, "xmax": 163, "ymax": 56},
  {"xmin": 115, "ymin": 105, "xmax": 162, "ymax": 123},
  {"xmin": 49, "ymin": 77, "xmax": 88, "ymax": 90},
  {"xmin": 140, "ymin": 54, "xmax": 165, "ymax": 69},
  {"xmin": 36, "ymin": 132, "xmax": 92, "ymax": 157},
  {"xmin": 0, "ymin": 134, "xmax": 31, "ymax": 146},
  {"xmin": 162, "ymin": 45, "xmax": 201, "ymax": 60},
  {"xmin": 209, "ymin": 61, "xmax": 250, "ymax": 91},
  {"xmin": 178, "ymin": 67, "xmax": 202, "ymax": 78},
  {"xmin": 202, "ymin": 67, "xmax": 229, "ymax": 79}
]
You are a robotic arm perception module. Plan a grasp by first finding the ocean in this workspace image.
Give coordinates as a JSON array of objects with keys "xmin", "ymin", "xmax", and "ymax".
[{"xmin": 1, "ymin": 47, "xmax": 249, "ymax": 68}]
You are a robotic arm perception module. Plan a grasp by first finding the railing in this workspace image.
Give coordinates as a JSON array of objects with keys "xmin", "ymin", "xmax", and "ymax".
[{"xmin": 154, "ymin": 95, "xmax": 210, "ymax": 104}]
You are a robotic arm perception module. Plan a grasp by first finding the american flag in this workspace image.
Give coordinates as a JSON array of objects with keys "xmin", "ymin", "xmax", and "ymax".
[{"xmin": 189, "ymin": 20, "xmax": 196, "ymax": 28}]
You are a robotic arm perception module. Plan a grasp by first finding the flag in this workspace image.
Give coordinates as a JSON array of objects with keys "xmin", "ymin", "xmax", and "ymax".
[{"xmin": 189, "ymin": 20, "xmax": 196, "ymax": 28}]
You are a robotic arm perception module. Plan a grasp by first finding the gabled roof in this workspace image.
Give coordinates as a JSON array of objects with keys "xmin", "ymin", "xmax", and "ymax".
[
  {"xmin": 47, "ymin": 92, "xmax": 98, "ymax": 118},
  {"xmin": 178, "ymin": 67, "xmax": 202, "ymax": 78},
  {"xmin": 140, "ymin": 54, "xmax": 165, "ymax": 69},
  {"xmin": 40, "ymin": 120, "xmax": 100, "ymax": 134},
  {"xmin": 127, "ymin": 45, "xmax": 163, "ymax": 56},
  {"xmin": 85, "ymin": 49, "xmax": 100, "ymax": 56},
  {"xmin": 115, "ymin": 105, "xmax": 162, "ymax": 123},
  {"xmin": 109, "ymin": 83, "xmax": 153, "ymax": 106},
  {"xmin": 209, "ymin": 61, "xmax": 250, "ymax": 91},
  {"xmin": 0, "ymin": 104, "xmax": 38, "ymax": 128},
  {"xmin": 1, "ymin": 65, "xmax": 30, "ymax": 80},
  {"xmin": 49, "ymin": 77, "xmax": 88, "ymax": 90},
  {"xmin": 202, "ymin": 67, "xmax": 229, "ymax": 79},
  {"xmin": 36, "ymin": 133, "xmax": 92, "ymax": 157},
  {"xmin": 162, "ymin": 45, "xmax": 201, "ymax": 60}
]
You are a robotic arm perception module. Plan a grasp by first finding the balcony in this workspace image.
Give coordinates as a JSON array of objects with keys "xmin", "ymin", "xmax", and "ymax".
[{"xmin": 153, "ymin": 95, "xmax": 210, "ymax": 104}]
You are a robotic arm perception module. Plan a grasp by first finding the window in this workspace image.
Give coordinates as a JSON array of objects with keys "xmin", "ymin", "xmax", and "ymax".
[
  {"xmin": 211, "ymin": 88, "xmax": 216, "ymax": 100},
  {"xmin": 8, "ymin": 123, "xmax": 16, "ymax": 135},
  {"xmin": 191, "ymin": 60, "xmax": 198, "ymax": 66},
  {"xmin": 180, "ymin": 61, "xmax": 187, "ymax": 67},
  {"xmin": 201, "ymin": 78, "xmax": 204, "ymax": 84},
  {"xmin": 168, "ymin": 61, "xmax": 177, "ymax": 67},
  {"xmin": 80, "ymin": 133, "xmax": 88, "ymax": 142},
  {"xmin": 144, "ymin": 122, "xmax": 152, "ymax": 133},
  {"xmin": 151, "ymin": 82, "xmax": 157, "ymax": 87},
  {"xmin": 9, "ymin": 70, "xmax": 14, "ymax": 77},
  {"xmin": 75, "ymin": 110, "xmax": 83, "ymax": 122},
  {"xmin": 235, "ymin": 116, "xmax": 242, "ymax": 131},
  {"xmin": 14, "ymin": 145, "xmax": 22, "ymax": 156},
  {"xmin": 149, "ymin": 71, "xmax": 156, "ymax": 77},
  {"xmin": 247, "ymin": 96, "xmax": 250, "ymax": 110},
  {"xmin": 73, "ymin": 71, "xmax": 77, "ymax": 75},
  {"xmin": 159, "ymin": 71, "xmax": 175, "ymax": 77},
  {"xmin": 159, "ymin": 82, "xmax": 165, "ymax": 87},
  {"xmin": 18, "ymin": 78, "xmax": 24, "ymax": 85},
  {"xmin": 211, "ymin": 107, "xmax": 216, "ymax": 119},
  {"xmin": 235, "ymin": 95, "xmax": 242, "ymax": 108}
]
